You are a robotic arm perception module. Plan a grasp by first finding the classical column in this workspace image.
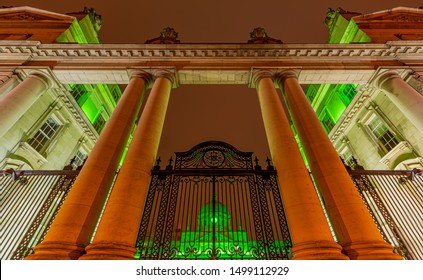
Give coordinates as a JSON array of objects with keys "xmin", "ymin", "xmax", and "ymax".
[
  {"xmin": 275, "ymin": 70, "xmax": 402, "ymax": 260},
  {"xmin": 0, "ymin": 74, "xmax": 19, "ymax": 100},
  {"xmin": 81, "ymin": 71, "xmax": 173, "ymax": 260},
  {"xmin": 374, "ymin": 70, "xmax": 423, "ymax": 134},
  {"xmin": 0, "ymin": 72, "xmax": 51, "ymax": 139},
  {"xmin": 254, "ymin": 71, "xmax": 348, "ymax": 260},
  {"xmin": 26, "ymin": 72, "xmax": 151, "ymax": 260}
]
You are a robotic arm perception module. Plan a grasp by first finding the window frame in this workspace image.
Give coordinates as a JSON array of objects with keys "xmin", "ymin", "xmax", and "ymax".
[{"xmin": 27, "ymin": 115, "xmax": 63, "ymax": 156}]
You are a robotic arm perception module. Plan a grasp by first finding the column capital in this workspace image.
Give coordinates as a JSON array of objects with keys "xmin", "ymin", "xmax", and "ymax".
[
  {"xmin": 27, "ymin": 70, "xmax": 53, "ymax": 90},
  {"xmin": 273, "ymin": 70, "xmax": 300, "ymax": 87},
  {"xmin": 372, "ymin": 70, "xmax": 401, "ymax": 90},
  {"xmin": 152, "ymin": 69, "xmax": 178, "ymax": 87},
  {"xmin": 250, "ymin": 69, "xmax": 274, "ymax": 88},
  {"xmin": 127, "ymin": 70, "xmax": 154, "ymax": 88},
  {"xmin": 250, "ymin": 69, "xmax": 300, "ymax": 88}
]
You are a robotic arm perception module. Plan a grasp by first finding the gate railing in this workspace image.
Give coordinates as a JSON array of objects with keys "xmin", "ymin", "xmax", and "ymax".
[
  {"xmin": 135, "ymin": 141, "xmax": 293, "ymax": 260},
  {"xmin": 0, "ymin": 169, "xmax": 79, "ymax": 260},
  {"xmin": 1, "ymin": 167, "xmax": 422, "ymax": 260},
  {"xmin": 135, "ymin": 166, "xmax": 292, "ymax": 260},
  {"xmin": 349, "ymin": 169, "xmax": 423, "ymax": 260}
]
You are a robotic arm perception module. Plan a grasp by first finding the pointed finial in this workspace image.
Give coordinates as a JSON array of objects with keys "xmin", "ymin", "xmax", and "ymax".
[
  {"xmin": 254, "ymin": 156, "xmax": 262, "ymax": 170},
  {"xmin": 166, "ymin": 156, "xmax": 174, "ymax": 170},
  {"xmin": 154, "ymin": 157, "xmax": 161, "ymax": 170},
  {"xmin": 266, "ymin": 156, "xmax": 274, "ymax": 170}
]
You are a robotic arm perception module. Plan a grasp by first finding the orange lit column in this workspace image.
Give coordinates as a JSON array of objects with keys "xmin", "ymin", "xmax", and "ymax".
[
  {"xmin": 0, "ymin": 72, "xmax": 51, "ymax": 139},
  {"xmin": 26, "ymin": 72, "xmax": 151, "ymax": 260},
  {"xmin": 374, "ymin": 70, "xmax": 423, "ymax": 134},
  {"xmin": 275, "ymin": 70, "xmax": 402, "ymax": 260},
  {"xmin": 81, "ymin": 71, "xmax": 173, "ymax": 260},
  {"xmin": 254, "ymin": 70, "xmax": 347, "ymax": 260}
]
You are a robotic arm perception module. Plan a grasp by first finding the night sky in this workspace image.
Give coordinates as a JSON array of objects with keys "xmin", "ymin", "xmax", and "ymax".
[{"xmin": 3, "ymin": 0, "xmax": 423, "ymax": 164}]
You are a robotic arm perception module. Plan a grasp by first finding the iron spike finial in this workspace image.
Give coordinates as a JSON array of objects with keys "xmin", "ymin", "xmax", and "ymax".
[
  {"xmin": 166, "ymin": 156, "xmax": 174, "ymax": 170},
  {"xmin": 154, "ymin": 157, "xmax": 161, "ymax": 170},
  {"xmin": 266, "ymin": 156, "xmax": 274, "ymax": 170},
  {"xmin": 254, "ymin": 156, "xmax": 262, "ymax": 170}
]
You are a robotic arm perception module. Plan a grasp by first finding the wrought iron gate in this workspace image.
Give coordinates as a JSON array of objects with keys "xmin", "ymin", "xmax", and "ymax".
[{"xmin": 135, "ymin": 141, "xmax": 292, "ymax": 260}]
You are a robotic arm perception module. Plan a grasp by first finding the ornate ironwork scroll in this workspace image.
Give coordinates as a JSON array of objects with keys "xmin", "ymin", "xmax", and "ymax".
[{"xmin": 135, "ymin": 141, "xmax": 292, "ymax": 260}]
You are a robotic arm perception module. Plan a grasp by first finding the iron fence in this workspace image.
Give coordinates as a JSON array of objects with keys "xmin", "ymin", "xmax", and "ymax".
[
  {"xmin": 0, "ymin": 169, "xmax": 79, "ymax": 259},
  {"xmin": 1, "ymin": 167, "xmax": 422, "ymax": 260},
  {"xmin": 349, "ymin": 169, "xmax": 423, "ymax": 260}
]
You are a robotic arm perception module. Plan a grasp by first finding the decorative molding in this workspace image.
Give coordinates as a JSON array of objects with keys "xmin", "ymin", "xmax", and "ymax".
[{"xmin": 0, "ymin": 42, "xmax": 420, "ymax": 60}]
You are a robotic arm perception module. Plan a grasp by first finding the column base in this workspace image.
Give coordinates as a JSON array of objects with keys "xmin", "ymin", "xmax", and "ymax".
[
  {"xmin": 25, "ymin": 241, "xmax": 85, "ymax": 260},
  {"xmin": 79, "ymin": 242, "xmax": 136, "ymax": 260},
  {"xmin": 342, "ymin": 241, "xmax": 403, "ymax": 260},
  {"xmin": 291, "ymin": 240, "xmax": 349, "ymax": 260}
]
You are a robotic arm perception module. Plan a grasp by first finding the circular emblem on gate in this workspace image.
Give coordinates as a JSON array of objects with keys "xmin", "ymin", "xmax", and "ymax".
[{"xmin": 203, "ymin": 150, "xmax": 225, "ymax": 167}]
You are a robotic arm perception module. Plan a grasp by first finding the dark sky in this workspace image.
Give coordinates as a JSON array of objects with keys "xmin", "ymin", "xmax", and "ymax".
[{"xmin": 4, "ymin": 0, "xmax": 423, "ymax": 164}]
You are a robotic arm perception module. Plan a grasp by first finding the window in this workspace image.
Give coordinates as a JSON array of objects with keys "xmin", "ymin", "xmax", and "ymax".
[
  {"xmin": 28, "ymin": 116, "xmax": 61, "ymax": 153},
  {"xmin": 321, "ymin": 110, "xmax": 335, "ymax": 133},
  {"xmin": 341, "ymin": 147, "xmax": 356, "ymax": 169},
  {"xmin": 367, "ymin": 116, "xmax": 400, "ymax": 152},
  {"xmin": 305, "ymin": 84, "xmax": 319, "ymax": 103},
  {"xmin": 339, "ymin": 84, "xmax": 357, "ymax": 104},
  {"xmin": 109, "ymin": 85, "xmax": 122, "ymax": 103},
  {"xmin": 70, "ymin": 84, "xmax": 88, "ymax": 102},
  {"xmin": 71, "ymin": 149, "xmax": 87, "ymax": 170},
  {"xmin": 93, "ymin": 115, "xmax": 106, "ymax": 134}
]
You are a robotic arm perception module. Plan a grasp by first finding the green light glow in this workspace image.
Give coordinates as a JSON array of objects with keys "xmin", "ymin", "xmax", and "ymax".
[
  {"xmin": 135, "ymin": 202, "xmax": 290, "ymax": 260},
  {"xmin": 81, "ymin": 99, "xmax": 99, "ymax": 123}
]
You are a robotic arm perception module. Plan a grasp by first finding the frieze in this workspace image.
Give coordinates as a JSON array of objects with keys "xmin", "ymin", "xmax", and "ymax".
[{"xmin": 2, "ymin": 43, "xmax": 420, "ymax": 60}]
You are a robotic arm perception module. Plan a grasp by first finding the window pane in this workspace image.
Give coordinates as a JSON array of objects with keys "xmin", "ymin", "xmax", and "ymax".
[
  {"xmin": 367, "ymin": 116, "xmax": 400, "ymax": 152},
  {"xmin": 28, "ymin": 116, "xmax": 61, "ymax": 153}
]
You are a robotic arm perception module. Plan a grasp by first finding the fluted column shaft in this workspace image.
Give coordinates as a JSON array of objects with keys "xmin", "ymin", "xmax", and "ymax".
[
  {"xmin": 255, "ymin": 73, "xmax": 347, "ymax": 260},
  {"xmin": 0, "ymin": 72, "xmax": 51, "ymax": 139},
  {"xmin": 276, "ymin": 71, "xmax": 402, "ymax": 260},
  {"xmin": 81, "ymin": 74, "xmax": 173, "ymax": 260},
  {"xmin": 26, "ymin": 73, "xmax": 150, "ymax": 260},
  {"xmin": 375, "ymin": 70, "xmax": 423, "ymax": 134}
]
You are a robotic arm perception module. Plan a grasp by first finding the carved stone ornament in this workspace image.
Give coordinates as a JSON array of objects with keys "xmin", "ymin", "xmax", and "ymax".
[
  {"xmin": 324, "ymin": 8, "xmax": 338, "ymax": 27},
  {"xmin": 0, "ymin": 13, "xmax": 38, "ymax": 21},
  {"xmin": 393, "ymin": 15, "xmax": 423, "ymax": 22},
  {"xmin": 247, "ymin": 27, "xmax": 282, "ymax": 44},
  {"xmin": 145, "ymin": 27, "xmax": 180, "ymax": 44}
]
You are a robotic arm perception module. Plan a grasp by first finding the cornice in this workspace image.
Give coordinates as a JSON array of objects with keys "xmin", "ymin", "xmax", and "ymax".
[{"xmin": 1, "ymin": 41, "xmax": 422, "ymax": 66}]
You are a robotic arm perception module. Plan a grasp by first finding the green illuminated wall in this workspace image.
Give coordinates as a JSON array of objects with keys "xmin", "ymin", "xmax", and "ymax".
[
  {"xmin": 298, "ymin": 8, "xmax": 369, "ymax": 164},
  {"xmin": 56, "ymin": 10, "xmax": 131, "ymax": 164},
  {"xmin": 56, "ymin": 11, "xmax": 124, "ymax": 135}
]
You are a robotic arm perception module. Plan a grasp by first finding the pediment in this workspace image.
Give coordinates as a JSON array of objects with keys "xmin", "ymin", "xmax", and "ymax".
[
  {"xmin": 353, "ymin": 7, "xmax": 423, "ymax": 23},
  {"xmin": 0, "ymin": 6, "xmax": 74, "ymax": 23}
]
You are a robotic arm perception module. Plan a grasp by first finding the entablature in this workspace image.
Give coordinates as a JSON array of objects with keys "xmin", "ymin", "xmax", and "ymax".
[{"xmin": 0, "ymin": 40, "xmax": 422, "ymax": 85}]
